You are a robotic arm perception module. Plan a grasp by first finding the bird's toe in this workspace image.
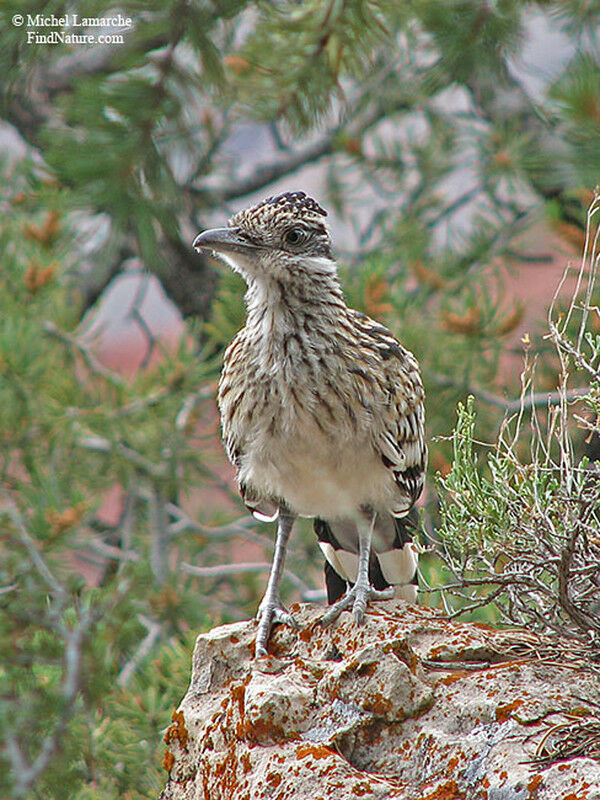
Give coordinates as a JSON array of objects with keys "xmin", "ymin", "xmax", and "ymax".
[
  {"xmin": 321, "ymin": 581, "xmax": 395, "ymax": 628},
  {"xmin": 255, "ymin": 597, "xmax": 298, "ymax": 656},
  {"xmin": 272, "ymin": 606, "xmax": 299, "ymax": 629},
  {"xmin": 319, "ymin": 592, "xmax": 354, "ymax": 626}
]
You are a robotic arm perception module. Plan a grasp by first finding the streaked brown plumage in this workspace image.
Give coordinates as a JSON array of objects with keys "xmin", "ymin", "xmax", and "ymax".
[{"xmin": 194, "ymin": 191, "xmax": 427, "ymax": 656}]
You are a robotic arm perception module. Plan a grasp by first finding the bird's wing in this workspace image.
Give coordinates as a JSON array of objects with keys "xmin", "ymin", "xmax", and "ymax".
[
  {"xmin": 217, "ymin": 329, "xmax": 247, "ymax": 465},
  {"xmin": 218, "ymin": 329, "xmax": 280, "ymax": 522},
  {"xmin": 349, "ymin": 311, "xmax": 427, "ymax": 515}
]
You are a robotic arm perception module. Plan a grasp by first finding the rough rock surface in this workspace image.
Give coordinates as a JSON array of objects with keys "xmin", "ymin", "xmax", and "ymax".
[{"xmin": 159, "ymin": 601, "xmax": 600, "ymax": 800}]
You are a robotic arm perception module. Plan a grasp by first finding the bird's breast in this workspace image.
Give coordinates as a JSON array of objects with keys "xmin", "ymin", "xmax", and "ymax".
[
  {"xmin": 241, "ymin": 429, "xmax": 396, "ymax": 518},
  {"xmin": 223, "ymin": 374, "xmax": 395, "ymax": 517}
]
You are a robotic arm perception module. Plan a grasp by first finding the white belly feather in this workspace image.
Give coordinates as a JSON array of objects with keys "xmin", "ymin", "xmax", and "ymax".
[{"xmin": 239, "ymin": 425, "xmax": 397, "ymax": 518}]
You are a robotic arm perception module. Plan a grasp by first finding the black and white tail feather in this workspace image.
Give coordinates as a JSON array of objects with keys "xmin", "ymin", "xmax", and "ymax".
[{"xmin": 315, "ymin": 512, "xmax": 418, "ymax": 604}]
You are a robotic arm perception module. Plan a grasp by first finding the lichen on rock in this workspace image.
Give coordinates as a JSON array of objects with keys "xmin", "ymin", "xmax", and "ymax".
[{"xmin": 159, "ymin": 602, "xmax": 600, "ymax": 800}]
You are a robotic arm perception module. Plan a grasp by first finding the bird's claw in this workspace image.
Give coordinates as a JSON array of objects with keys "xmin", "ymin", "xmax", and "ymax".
[
  {"xmin": 255, "ymin": 596, "xmax": 298, "ymax": 657},
  {"xmin": 320, "ymin": 582, "xmax": 394, "ymax": 627}
]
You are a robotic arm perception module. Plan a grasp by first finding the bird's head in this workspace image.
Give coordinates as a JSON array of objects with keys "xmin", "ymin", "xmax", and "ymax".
[{"xmin": 193, "ymin": 191, "xmax": 335, "ymax": 286}]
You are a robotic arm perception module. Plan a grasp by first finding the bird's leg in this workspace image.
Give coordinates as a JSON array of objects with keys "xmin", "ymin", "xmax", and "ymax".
[
  {"xmin": 320, "ymin": 511, "xmax": 394, "ymax": 627},
  {"xmin": 255, "ymin": 508, "xmax": 298, "ymax": 657}
]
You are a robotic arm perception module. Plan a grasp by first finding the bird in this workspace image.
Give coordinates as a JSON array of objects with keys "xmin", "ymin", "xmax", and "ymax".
[{"xmin": 193, "ymin": 191, "xmax": 427, "ymax": 657}]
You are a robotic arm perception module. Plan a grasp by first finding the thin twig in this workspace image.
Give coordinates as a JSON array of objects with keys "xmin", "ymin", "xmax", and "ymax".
[
  {"xmin": 7, "ymin": 579, "xmax": 130, "ymax": 797},
  {"xmin": 180, "ymin": 560, "xmax": 314, "ymax": 596},
  {"xmin": 427, "ymin": 371, "xmax": 589, "ymax": 413},
  {"xmin": 0, "ymin": 496, "xmax": 66, "ymax": 598},
  {"xmin": 117, "ymin": 615, "xmax": 162, "ymax": 687},
  {"xmin": 190, "ymin": 94, "xmax": 411, "ymax": 204},
  {"xmin": 150, "ymin": 486, "xmax": 169, "ymax": 583},
  {"xmin": 43, "ymin": 321, "xmax": 125, "ymax": 389}
]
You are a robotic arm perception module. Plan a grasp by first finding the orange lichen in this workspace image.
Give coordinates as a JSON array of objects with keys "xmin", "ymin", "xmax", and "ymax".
[
  {"xmin": 240, "ymin": 753, "xmax": 252, "ymax": 773},
  {"xmin": 528, "ymin": 774, "xmax": 543, "ymax": 794},
  {"xmin": 162, "ymin": 749, "xmax": 175, "ymax": 773},
  {"xmin": 365, "ymin": 693, "xmax": 393, "ymax": 716},
  {"xmin": 296, "ymin": 743, "xmax": 335, "ymax": 760},
  {"xmin": 243, "ymin": 716, "xmax": 294, "ymax": 744},
  {"xmin": 231, "ymin": 682, "xmax": 246, "ymax": 711},
  {"xmin": 356, "ymin": 662, "xmax": 378, "ymax": 678},
  {"xmin": 418, "ymin": 779, "xmax": 466, "ymax": 800},
  {"xmin": 266, "ymin": 771, "xmax": 282, "ymax": 788},
  {"xmin": 440, "ymin": 671, "xmax": 469, "ymax": 686},
  {"xmin": 352, "ymin": 781, "xmax": 373, "ymax": 796},
  {"xmin": 495, "ymin": 699, "xmax": 524, "ymax": 723},
  {"xmin": 164, "ymin": 709, "xmax": 189, "ymax": 748},
  {"xmin": 391, "ymin": 640, "xmax": 420, "ymax": 674}
]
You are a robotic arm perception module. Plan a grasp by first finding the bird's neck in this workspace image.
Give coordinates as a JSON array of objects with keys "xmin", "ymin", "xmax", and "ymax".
[
  {"xmin": 246, "ymin": 262, "xmax": 344, "ymax": 329},
  {"xmin": 243, "ymin": 258, "xmax": 347, "ymax": 361}
]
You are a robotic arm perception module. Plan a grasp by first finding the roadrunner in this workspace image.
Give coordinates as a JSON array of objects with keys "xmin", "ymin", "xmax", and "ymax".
[{"xmin": 194, "ymin": 191, "xmax": 427, "ymax": 656}]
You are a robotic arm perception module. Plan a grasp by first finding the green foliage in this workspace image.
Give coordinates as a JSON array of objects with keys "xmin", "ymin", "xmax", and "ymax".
[
  {"xmin": 0, "ymin": 166, "xmax": 221, "ymax": 799},
  {"xmin": 549, "ymin": 51, "xmax": 600, "ymax": 182},
  {"xmin": 433, "ymin": 392, "xmax": 600, "ymax": 640},
  {"xmin": 72, "ymin": 633, "xmax": 197, "ymax": 800},
  {"xmin": 418, "ymin": 0, "xmax": 525, "ymax": 80},
  {"xmin": 2, "ymin": 1, "xmax": 600, "ymax": 795},
  {"xmin": 234, "ymin": 0, "xmax": 410, "ymax": 130},
  {"xmin": 204, "ymin": 266, "xmax": 247, "ymax": 349},
  {"xmin": 432, "ymin": 197, "xmax": 600, "ymax": 641},
  {"xmin": 437, "ymin": 396, "xmax": 523, "ymax": 551}
]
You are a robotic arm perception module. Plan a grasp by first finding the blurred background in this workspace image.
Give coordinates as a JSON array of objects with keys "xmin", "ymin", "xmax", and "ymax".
[{"xmin": 1, "ymin": 1, "xmax": 599, "ymax": 797}]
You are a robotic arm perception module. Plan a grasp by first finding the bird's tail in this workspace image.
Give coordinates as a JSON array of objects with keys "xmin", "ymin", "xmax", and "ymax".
[{"xmin": 314, "ymin": 512, "xmax": 418, "ymax": 604}]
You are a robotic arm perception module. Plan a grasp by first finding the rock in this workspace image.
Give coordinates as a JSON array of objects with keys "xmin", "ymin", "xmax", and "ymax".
[{"xmin": 159, "ymin": 601, "xmax": 600, "ymax": 800}]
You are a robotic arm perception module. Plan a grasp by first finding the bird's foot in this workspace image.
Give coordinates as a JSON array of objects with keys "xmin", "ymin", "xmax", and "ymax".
[
  {"xmin": 255, "ymin": 594, "xmax": 298, "ymax": 657},
  {"xmin": 320, "ymin": 580, "xmax": 394, "ymax": 627}
]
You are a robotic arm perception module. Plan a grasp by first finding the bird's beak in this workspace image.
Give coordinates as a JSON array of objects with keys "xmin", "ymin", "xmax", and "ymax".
[{"xmin": 193, "ymin": 227, "xmax": 257, "ymax": 256}]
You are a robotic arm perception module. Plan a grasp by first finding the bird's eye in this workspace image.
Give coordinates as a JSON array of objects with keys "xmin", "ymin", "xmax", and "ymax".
[{"xmin": 285, "ymin": 227, "xmax": 306, "ymax": 246}]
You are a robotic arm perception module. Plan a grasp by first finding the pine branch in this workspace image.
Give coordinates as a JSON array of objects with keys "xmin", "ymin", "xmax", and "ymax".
[
  {"xmin": 149, "ymin": 486, "xmax": 169, "ymax": 583},
  {"xmin": 464, "ymin": 57, "xmax": 571, "ymax": 201},
  {"xmin": 6, "ymin": 581, "xmax": 130, "ymax": 797},
  {"xmin": 427, "ymin": 372, "xmax": 589, "ymax": 413},
  {"xmin": 0, "ymin": 496, "xmax": 66, "ymax": 598},
  {"xmin": 5, "ymin": 33, "xmax": 169, "ymax": 143},
  {"xmin": 76, "ymin": 434, "xmax": 168, "ymax": 478},
  {"xmin": 43, "ymin": 322, "xmax": 125, "ymax": 389},
  {"xmin": 117, "ymin": 615, "xmax": 162, "ymax": 687},
  {"xmin": 180, "ymin": 561, "xmax": 315, "ymax": 598},
  {"xmin": 189, "ymin": 95, "xmax": 411, "ymax": 205}
]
